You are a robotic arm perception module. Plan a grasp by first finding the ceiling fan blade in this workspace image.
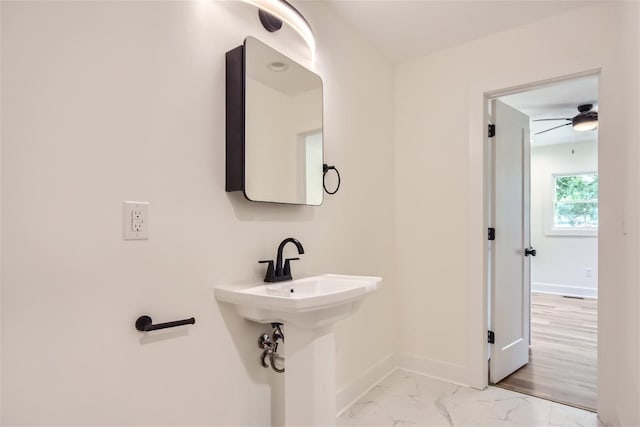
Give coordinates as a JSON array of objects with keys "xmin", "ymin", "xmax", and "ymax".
[
  {"xmin": 532, "ymin": 118, "xmax": 571, "ymax": 122},
  {"xmin": 534, "ymin": 122, "xmax": 572, "ymax": 135}
]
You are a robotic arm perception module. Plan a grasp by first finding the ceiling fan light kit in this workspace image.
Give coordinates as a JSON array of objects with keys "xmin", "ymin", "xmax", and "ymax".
[
  {"xmin": 533, "ymin": 103, "xmax": 599, "ymax": 135},
  {"xmin": 572, "ymin": 111, "xmax": 599, "ymax": 132}
]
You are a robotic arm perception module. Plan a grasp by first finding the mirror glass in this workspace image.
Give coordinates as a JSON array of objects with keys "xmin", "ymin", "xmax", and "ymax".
[{"xmin": 244, "ymin": 37, "xmax": 323, "ymax": 205}]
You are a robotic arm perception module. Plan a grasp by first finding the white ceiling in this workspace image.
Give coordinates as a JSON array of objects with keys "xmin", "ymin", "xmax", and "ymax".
[
  {"xmin": 501, "ymin": 75, "xmax": 599, "ymax": 146},
  {"xmin": 324, "ymin": 0, "xmax": 602, "ymax": 64},
  {"xmin": 321, "ymin": 0, "xmax": 601, "ymax": 146}
]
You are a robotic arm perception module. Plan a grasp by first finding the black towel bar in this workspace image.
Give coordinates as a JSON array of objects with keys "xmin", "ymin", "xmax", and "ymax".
[{"xmin": 135, "ymin": 315, "xmax": 195, "ymax": 332}]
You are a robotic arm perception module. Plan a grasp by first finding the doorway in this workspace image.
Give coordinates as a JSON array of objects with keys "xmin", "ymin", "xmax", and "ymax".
[{"xmin": 487, "ymin": 75, "xmax": 599, "ymax": 411}]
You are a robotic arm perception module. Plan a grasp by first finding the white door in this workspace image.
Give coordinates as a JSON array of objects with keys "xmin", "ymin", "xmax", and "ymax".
[{"xmin": 489, "ymin": 99, "xmax": 533, "ymax": 384}]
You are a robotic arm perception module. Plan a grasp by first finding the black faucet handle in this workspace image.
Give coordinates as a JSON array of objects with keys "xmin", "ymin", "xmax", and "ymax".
[
  {"xmin": 259, "ymin": 260, "xmax": 275, "ymax": 281},
  {"xmin": 283, "ymin": 258, "xmax": 300, "ymax": 276}
]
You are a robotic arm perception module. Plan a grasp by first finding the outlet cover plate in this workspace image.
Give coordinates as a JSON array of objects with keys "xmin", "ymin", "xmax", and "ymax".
[{"xmin": 123, "ymin": 201, "xmax": 149, "ymax": 240}]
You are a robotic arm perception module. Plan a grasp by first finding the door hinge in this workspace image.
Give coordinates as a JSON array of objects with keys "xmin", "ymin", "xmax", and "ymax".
[
  {"xmin": 488, "ymin": 330, "xmax": 495, "ymax": 344},
  {"xmin": 488, "ymin": 124, "xmax": 496, "ymax": 138},
  {"xmin": 488, "ymin": 227, "xmax": 495, "ymax": 241}
]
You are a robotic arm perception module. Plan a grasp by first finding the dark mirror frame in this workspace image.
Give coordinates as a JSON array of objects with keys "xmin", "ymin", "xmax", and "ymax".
[
  {"xmin": 225, "ymin": 37, "xmax": 324, "ymax": 205},
  {"xmin": 225, "ymin": 43, "xmax": 245, "ymax": 194}
]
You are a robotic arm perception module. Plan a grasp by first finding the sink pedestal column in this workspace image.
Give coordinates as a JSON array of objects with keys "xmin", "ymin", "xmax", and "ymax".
[{"xmin": 283, "ymin": 323, "xmax": 336, "ymax": 426}]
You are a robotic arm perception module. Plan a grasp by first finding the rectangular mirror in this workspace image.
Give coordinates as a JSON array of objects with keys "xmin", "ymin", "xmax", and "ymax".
[{"xmin": 226, "ymin": 36, "xmax": 324, "ymax": 205}]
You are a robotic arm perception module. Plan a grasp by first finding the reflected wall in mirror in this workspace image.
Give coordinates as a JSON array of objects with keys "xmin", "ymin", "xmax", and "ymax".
[{"xmin": 226, "ymin": 36, "xmax": 323, "ymax": 205}]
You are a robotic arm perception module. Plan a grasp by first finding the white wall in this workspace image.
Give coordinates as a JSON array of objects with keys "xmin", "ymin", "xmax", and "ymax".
[
  {"xmin": 0, "ymin": 1, "xmax": 396, "ymax": 425},
  {"xmin": 395, "ymin": 2, "xmax": 638, "ymax": 425},
  {"xmin": 530, "ymin": 140, "xmax": 598, "ymax": 298}
]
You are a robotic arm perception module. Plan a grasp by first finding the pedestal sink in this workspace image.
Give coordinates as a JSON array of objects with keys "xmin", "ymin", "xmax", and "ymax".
[{"xmin": 215, "ymin": 274, "xmax": 382, "ymax": 426}]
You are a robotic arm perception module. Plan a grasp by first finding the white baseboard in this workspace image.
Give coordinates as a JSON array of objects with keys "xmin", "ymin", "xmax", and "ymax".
[
  {"xmin": 395, "ymin": 352, "xmax": 470, "ymax": 388},
  {"xmin": 336, "ymin": 352, "xmax": 471, "ymax": 415},
  {"xmin": 336, "ymin": 353, "xmax": 398, "ymax": 415},
  {"xmin": 532, "ymin": 282, "xmax": 597, "ymax": 298}
]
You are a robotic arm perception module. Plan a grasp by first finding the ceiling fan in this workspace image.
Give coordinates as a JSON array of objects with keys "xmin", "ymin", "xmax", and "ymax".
[{"xmin": 533, "ymin": 104, "xmax": 599, "ymax": 135}]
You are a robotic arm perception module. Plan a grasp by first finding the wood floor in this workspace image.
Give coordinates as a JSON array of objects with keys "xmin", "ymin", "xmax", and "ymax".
[{"xmin": 495, "ymin": 292, "xmax": 597, "ymax": 411}]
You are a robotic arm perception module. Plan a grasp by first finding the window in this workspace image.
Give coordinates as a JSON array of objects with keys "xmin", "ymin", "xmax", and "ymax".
[{"xmin": 552, "ymin": 173, "xmax": 598, "ymax": 233}]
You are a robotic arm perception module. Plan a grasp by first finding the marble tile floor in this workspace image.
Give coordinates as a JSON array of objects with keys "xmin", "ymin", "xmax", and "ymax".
[{"xmin": 337, "ymin": 369, "xmax": 602, "ymax": 427}]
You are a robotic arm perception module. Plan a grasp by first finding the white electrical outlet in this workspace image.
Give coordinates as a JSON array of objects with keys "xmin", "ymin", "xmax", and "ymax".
[
  {"xmin": 585, "ymin": 268, "xmax": 593, "ymax": 278},
  {"xmin": 123, "ymin": 201, "xmax": 149, "ymax": 240}
]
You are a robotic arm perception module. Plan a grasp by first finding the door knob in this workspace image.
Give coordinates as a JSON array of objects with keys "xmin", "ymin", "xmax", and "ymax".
[{"xmin": 524, "ymin": 247, "xmax": 537, "ymax": 257}]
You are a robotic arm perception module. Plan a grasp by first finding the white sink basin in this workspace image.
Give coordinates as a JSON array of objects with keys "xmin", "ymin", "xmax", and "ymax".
[
  {"xmin": 215, "ymin": 274, "xmax": 381, "ymax": 328},
  {"xmin": 216, "ymin": 273, "xmax": 382, "ymax": 425}
]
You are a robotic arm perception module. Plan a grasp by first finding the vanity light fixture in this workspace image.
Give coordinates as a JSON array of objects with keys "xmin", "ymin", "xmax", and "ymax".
[
  {"xmin": 241, "ymin": 0, "xmax": 316, "ymax": 57},
  {"xmin": 258, "ymin": 9, "xmax": 283, "ymax": 32}
]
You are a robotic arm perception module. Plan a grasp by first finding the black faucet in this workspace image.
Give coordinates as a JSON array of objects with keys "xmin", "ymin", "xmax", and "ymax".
[{"xmin": 259, "ymin": 237, "xmax": 305, "ymax": 282}]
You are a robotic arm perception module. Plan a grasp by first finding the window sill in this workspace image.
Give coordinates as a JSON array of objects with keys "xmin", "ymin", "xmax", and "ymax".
[{"xmin": 545, "ymin": 228, "xmax": 598, "ymax": 237}]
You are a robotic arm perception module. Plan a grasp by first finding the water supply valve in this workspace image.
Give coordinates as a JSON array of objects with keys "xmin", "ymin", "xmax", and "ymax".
[{"xmin": 258, "ymin": 323, "xmax": 285, "ymax": 373}]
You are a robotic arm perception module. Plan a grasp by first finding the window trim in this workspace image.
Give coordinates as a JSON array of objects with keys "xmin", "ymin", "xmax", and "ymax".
[{"xmin": 545, "ymin": 171, "xmax": 598, "ymax": 237}]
